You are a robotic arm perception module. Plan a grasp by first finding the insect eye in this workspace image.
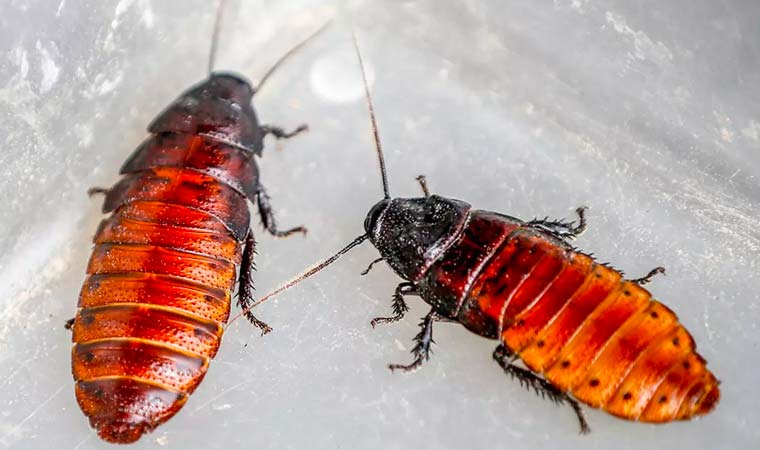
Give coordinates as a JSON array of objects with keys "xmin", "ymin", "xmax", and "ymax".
[{"xmin": 365, "ymin": 201, "xmax": 388, "ymax": 234}]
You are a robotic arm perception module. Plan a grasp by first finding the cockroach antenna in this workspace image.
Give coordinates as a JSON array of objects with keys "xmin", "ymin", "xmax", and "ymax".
[
  {"xmin": 208, "ymin": 0, "xmax": 226, "ymax": 74},
  {"xmin": 209, "ymin": 1, "xmax": 331, "ymax": 88},
  {"xmin": 352, "ymin": 30, "xmax": 390, "ymax": 199},
  {"xmin": 228, "ymin": 234, "xmax": 368, "ymax": 325},
  {"xmin": 227, "ymin": 29, "xmax": 393, "ymax": 325},
  {"xmin": 254, "ymin": 19, "xmax": 333, "ymax": 92}
]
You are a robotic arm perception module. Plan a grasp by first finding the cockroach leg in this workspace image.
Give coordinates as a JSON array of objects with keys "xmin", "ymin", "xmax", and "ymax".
[
  {"xmin": 237, "ymin": 230, "xmax": 272, "ymax": 335},
  {"xmin": 360, "ymin": 257, "xmax": 384, "ymax": 276},
  {"xmin": 256, "ymin": 186, "xmax": 307, "ymax": 238},
  {"xmin": 65, "ymin": 318, "xmax": 75, "ymax": 331},
  {"xmin": 370, "ymin": 282, "xmax": 416, "ymax": 328},
  {"xmin": 415, "ymin": 175, "xmax": 430, "ymax": 197},
  {"xmin": 87, "ymin": 187, "xmax": 110, "ymax": 197},
  {"xmin": 388, "ymin": 308, "xmax": 442, "ymax": 373},
  {"xmin": 493, "ymin": 345, "xmax": 590, "ymax": 434},
  {"xmin": 570, "ymin": 206, "xmax": 588, "ymax": 237},
  {"xmin": 528, "ymin": 206, "xmax": 588, "ymax": 240},
  {"xmin": 630, "ymin": 266, "xmax": 666, "ymax": 285},
  {"xmin": 261, "ymin": 124, "xmax": 309, "ymax": 140}
]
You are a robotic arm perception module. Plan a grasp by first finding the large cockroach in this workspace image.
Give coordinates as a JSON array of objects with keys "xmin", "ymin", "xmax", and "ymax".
[
  {"xmin": 244, "ymin": 33, "xmax": 720, "ymax": 433},
  {"xmin": 67, "ymin": 4, "xmax": 326, "ymax": 443}
]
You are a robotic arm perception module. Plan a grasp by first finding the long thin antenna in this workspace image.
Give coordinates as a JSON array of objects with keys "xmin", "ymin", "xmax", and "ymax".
[
  {"xmin": 255, "ymin": 20, "xmax": 333, "ymax": 92},
  {"xmin": 351, "ymin": 30, "xmax": 390, "ymax": 199},
  {"xmin": 227, "ymin": 234, "xmax": 369, "ymax": 326},
  {"xmin": 208, "ymin": 0, "xmax": 226, "ymax": 74}
]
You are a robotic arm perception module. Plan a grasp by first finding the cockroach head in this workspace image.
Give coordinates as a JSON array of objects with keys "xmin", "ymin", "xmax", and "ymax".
[
  {"xmin": 205, "ymin": 72, "xmax": 256, "ymax": 103},
  {"xmin": 364, "ymin": 195, "xmax": 470, "ymax": 281},
  {"xmin": 149, "ymin": 72, "xmax": 265, "ymax": 156}
]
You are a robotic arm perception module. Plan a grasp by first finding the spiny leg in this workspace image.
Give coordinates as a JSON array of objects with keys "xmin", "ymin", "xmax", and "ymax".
[
  {"xmin": 360, "ymin": 257, "xmax": 384, "ymax": 276},
  {"xmin": 630, "ymin": 266, "xmax": 666, "ymax": 285},
  {"xmin": 388, "ymin": 308, "xmax": 443, "ymax": 373},
  {"xmin": 370, "ymin": 282, "xmax": 416, "ymax": 328},
  {"xmin": 261, "ymin": 124, "xmax": 308, "ymax": 140},
  {"xmin": 528, "ymin": 206, "xmax": 588, "ymax": 240},
  {"xmin": 493, "ymin": 345, "xmax": 590, "ymax": 434},
  {"xmin": 256, "ymin": 185, "xmax": 307, "ymax": 238},
  {"xmin": 415, "ymin": 175, "xmax": 430, "ymax": 197},
  {"xmin": 237, "ymin": 230, "xmax": 272, "ymax": 335}
]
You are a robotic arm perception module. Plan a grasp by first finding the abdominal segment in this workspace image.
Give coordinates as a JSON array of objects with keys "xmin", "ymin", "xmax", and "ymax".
[{"xmin": 446, "ymin": 213, "xmax": 719, "ymax": 422}]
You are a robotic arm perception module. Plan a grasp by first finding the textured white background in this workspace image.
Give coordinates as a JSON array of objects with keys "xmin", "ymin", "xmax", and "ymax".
[{"xmin": 0, "ymin": 0, "xmax": 758, "ymax": 449}]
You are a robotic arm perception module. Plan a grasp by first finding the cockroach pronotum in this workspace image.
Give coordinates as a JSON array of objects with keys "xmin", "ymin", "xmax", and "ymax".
[
  {"xmin": 241, "ymin": 33, "xmax": 720, "ymax": 433},
  {"xmin": 67, "ymin": 3, "xmax": 327, "ymax": 443}
]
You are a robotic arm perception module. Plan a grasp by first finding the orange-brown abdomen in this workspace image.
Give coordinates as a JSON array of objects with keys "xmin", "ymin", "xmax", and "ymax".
[
  {"xmin": 71, "ymin": 135, "xmax": 251, "ymax": 443},
  {"xmin": 441, "ymin": 212, "xmax": 719, "ymax": 423}
]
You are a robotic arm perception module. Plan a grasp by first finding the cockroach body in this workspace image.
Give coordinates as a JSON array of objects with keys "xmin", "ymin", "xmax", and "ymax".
[
  {"xmin": 250, "ymin": 33, "xmax": 720, "ymax": 433},
  {"xmin": 68, "ymin": 12, "xmax": 324, "ymax": 443},
  {"xmin": 348, "ymin": 42, "xmax": 721, "ymax": 429},
  {"xmin": 363, "ymin": 192, "xmax": 719, "ymax": 431}
]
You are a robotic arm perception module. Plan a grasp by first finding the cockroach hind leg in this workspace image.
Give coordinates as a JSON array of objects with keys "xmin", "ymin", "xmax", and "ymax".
[
  {"xmin": 370, "ymin": 282, "xmax": 415, "ymax": 327},
  {"xmin": 64, "ymin": 318, "xmax": 75, "ymax": 331},
  {"xmin": 527, "ymin": 206, "xmax": 588, "ymax": 241},
  {"xmin": 87, "ymin": 187, "xmax": 109, "ymax": 197},
  {"xmin": 388, "ymin": 308, "xmax": 441, "ymax": 373},
  {"xmin": 492, "ymin": 345, "xmax": 590, "ymax": 434},
  {"xmin": 256, "ymin": 186, "xmax": 307, "ymax": 238},
  {"xmin": 261, "ymin": 124, "xmax": 309, "ymax": 141},
  {"xmin": 237, "ymin": 230, "xmax": 272, "ymax": 335},
  {"xmin": 243, "ymin": 312, "xmax": 272, "ymax": 336},
  {"xmin": 630, "ymin": 266, "xmax": 666, "ymax": 285}
]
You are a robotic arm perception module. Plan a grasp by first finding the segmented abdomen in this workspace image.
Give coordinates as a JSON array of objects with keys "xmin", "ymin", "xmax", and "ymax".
[
  {"xmin": 423, "ymin": 210, "xmax": 719, "ymax": 423},
  {"xmin": 71, "ymin": 134, "xmax": 253, "ymax": 443}
]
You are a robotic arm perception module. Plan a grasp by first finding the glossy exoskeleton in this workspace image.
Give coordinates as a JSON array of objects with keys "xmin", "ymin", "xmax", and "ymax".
[
  {"xmin": 349, "ymin": 38, "xmax": 722, "ymax": 429},
  {"xmin": 363, "ymin": 188, "xmax": 719, "ymax": 432},
  {"xmin": 67, "ymin": 9, "xmax": 325, "ymax": 443}
]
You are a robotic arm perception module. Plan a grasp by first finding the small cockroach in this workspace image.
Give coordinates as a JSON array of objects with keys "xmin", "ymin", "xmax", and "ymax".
[
  {"xmin": 67, "ymin": 3, "xmax": 327, "ymax": 443},
  {"xmin": 243, "ymin": 33, "xmax": 720, "ymax": 433}
]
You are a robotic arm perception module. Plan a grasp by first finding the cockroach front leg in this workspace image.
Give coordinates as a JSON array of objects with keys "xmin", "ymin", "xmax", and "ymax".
[
  {"xmin": 493, "ymin": 345, "xmax": 590, "ymax": 434},
  {"xmin": 388, "ymin": 308, "xmax": 444, "ymax": 373},
  {"xmin": 370, "ymin": 282, "xmax": 416, "ymax": 328},
  {"xmin": 256, "ymin": 185, "xmax": 307, "ymax": 238},
  {"xmin": 261, "ymin": 124, "xmax": 308, "ymax": 140},
  {"xmin": 237, "ymin": 230, "xmax": 272, "ymax": 335},
  {"xmin": 360, "ymin": 257, "xmax": 384, "ymax": 276},
  {"xmin": 528, "ymin": 206, "xmax": 588, "ymax": 241},
  {"xmin": 630, "ymin": 266, "xmax": 666, "ymax": 285}
]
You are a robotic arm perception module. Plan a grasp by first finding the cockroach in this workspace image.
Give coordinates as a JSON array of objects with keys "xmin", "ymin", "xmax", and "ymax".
[
  {"xmin": 67, "ymin": 3, "xmax": 327, "ymax": 443},
  {"xmin": 241, "ymin": 33, "xmax": 720, "ymax": 433}
]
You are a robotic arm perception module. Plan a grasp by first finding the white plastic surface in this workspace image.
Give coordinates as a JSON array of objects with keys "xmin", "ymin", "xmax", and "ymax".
[{"xmin": 1, "ymin": 1, "xmax": 758, "ymax": 449}]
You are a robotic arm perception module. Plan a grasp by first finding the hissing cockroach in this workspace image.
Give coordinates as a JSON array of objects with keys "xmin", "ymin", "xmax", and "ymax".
[
  {"xmin": 67, "ymin": 5, "xmax": 326, "ymax": 443},
  {"xmin": 246, "ymin": 33, "xmax": 720, "ymax": 433}
]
